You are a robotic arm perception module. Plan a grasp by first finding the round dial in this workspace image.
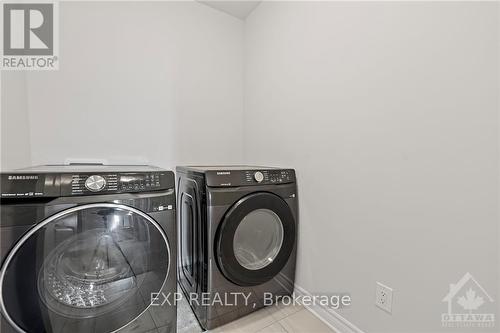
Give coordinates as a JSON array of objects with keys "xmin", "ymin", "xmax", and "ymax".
[
  {"xmin": 254, "ymin": 171, "xmax": 264, "ymax": 183},
  {"xmin": 85, "ymin": 175, "xmax": 106, "ymax": 192}
]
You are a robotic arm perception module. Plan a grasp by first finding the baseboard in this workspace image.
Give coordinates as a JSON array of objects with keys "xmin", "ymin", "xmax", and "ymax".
[{"xmin": 293, "ymin": 284, "xmax": 365, "ymax": 333}]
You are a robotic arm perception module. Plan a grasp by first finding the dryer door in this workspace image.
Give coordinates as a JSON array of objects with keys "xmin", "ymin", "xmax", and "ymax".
[
  {"xmin": 0, "ymin": 203, "xmax": 170, "ymax": 333},
  {"xmin": 215, "ymin": 192, "xmax": 295, "ymax": 286}
]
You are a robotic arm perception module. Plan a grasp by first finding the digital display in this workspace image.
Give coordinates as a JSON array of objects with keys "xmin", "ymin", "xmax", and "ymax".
[
  {"xmin": 119, "ymin": 173, "xmax": 160, "ymax": 191},
  {"xmin": 119, "ymin": 174, "xmax": 152, "ymax": 183},
  {"xmin": 120, "ymin": 175, "xmax": 142, "ymax": 183}
]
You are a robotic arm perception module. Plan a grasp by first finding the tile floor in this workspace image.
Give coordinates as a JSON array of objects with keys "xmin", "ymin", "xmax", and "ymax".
[{"xmin": 178, "ymin": 297, "xmax": 336, "ymax": 333}]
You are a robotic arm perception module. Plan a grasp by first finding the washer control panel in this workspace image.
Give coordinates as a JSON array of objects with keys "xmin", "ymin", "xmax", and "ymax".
[
  {"xmin": 206, "ymin": 169, "xmax": 295, "ymax": 187},
  {"xmin": 1, "ymin": 168, "xmax": 175, "ymax": 198},
  {"xmin": 62, "ymin": 172, "xmax": 169, "ymax": 195}
]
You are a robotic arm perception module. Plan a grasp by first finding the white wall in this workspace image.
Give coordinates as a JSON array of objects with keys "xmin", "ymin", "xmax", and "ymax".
[
  {"xmin": 1, "ymin": 1, "xmax": 244, "ymax": 170},
  {"xmin": 244, "ymin": 2, "xmax": 499, "ymax": 332},
  {"xmin": 1, "ymin": 72, "xmax": 31, "ymax": 170}
]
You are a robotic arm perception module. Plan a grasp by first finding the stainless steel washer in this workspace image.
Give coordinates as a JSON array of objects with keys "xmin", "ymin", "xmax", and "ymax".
[{"xmin": 0, "ymin": 165, "xmax": 177, "ymax": 333}]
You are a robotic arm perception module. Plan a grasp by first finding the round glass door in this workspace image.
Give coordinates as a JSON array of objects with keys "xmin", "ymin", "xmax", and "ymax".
[
  {"xmin": 216, "ymin": 192, "xmax": 296, "ymax": 286},
  {"xmin": 233, "ymin": 209, "xmax": 284, "ymax": 270},
  {"xmin": 0, "ymin": 203, "xmax": 170, "ymax": 333}
]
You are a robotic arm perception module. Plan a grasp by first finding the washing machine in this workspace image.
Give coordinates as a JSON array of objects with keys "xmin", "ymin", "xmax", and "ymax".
[
  {"xmin": 176, "ymin": 166, "xmax": 297, "ymax": 330},
  {"xmin": 0, "ymin": 165, "xmax": 177, "ymax": 333}
]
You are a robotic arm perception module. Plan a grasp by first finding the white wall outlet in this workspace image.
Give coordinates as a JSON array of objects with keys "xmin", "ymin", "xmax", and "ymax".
[{"xmin": 375, "ymin": 282, "xmax": 393, "ymax": 313}]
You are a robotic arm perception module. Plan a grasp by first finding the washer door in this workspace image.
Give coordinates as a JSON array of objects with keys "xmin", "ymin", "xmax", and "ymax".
[
  {"xmin": 215, "ymin": 192, "xmax": 295, "ymax": 286},
  {"xmin": 0, "ymin": 203, "xmax": 170, "ymax": 333}
]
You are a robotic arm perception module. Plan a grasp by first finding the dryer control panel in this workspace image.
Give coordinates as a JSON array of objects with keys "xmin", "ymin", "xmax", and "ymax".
[{"xmin": 205, "ymin": 169, "xmax": 295, "ymax": 187}]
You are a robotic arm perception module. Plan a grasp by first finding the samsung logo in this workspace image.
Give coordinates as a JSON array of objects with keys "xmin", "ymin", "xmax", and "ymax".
[
  {"xmin": 216, "ymin": 172, "xmax": 231, "ymax": 175},
  {"xmin": 7, "ymin": 175, "xmax": 38, "ymax": 180}
]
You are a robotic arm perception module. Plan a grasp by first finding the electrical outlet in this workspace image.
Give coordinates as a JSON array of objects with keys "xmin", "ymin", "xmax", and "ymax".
[{"xmin": 375, "ymin": 282, "xmax": 393, "ymax": 313}]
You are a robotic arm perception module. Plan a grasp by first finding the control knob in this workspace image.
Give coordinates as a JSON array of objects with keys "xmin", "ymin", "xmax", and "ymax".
[
  {"xmin": 85, "ymin": 175, "xmax": 106, "ymax": 192},
  {"xmin": 254, "ymin": 171, "xmax": 264, "ymax": 183}
]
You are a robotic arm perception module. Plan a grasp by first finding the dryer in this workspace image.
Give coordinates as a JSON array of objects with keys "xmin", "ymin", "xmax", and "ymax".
[
  {"xmin": 176, "ymin": 166, "xmax": 297, "ymax": 330},
  {"xmin": 0, "ymin": 165, "xmax": 177, "ymax": 333}
]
